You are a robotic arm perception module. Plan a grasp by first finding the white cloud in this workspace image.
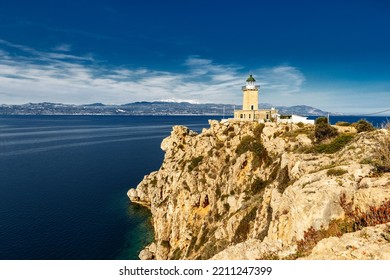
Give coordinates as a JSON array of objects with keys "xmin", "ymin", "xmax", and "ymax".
[
  {"xmin": 0, "ymin": 49, "xmax": 8, "ymax": 57},
  {"xmin": 52, "ymin": 44, "xmax": 72, "ymax": 52},
  {"xmin": 0, "ymin": 43, "xmax": 248, "ymax": 105},
  {"xmin": 1, "ymin": 39, "xmax": 388, "ymax": 114},
  {"xmin": 0, "ymin": 49, "xmax": 310, "ymax": 106},
  {"xmin": 256, "ymin": 65, "xmax": 305, "ymax": 95}
]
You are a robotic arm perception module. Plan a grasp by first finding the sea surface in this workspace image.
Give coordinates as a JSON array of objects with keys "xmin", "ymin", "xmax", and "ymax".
[
  {"xmin": 0, "ymin": 114, "xmax": 388, "ymax": 260},
  {"xmin": 0, "ymin": 115, "xmax": 215, "ymax": 260}
]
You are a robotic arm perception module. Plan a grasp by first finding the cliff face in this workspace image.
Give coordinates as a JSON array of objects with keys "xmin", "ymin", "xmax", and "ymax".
[{"xmin": 128, "ymin": 120, "xmax": 390, "ymax": 260}]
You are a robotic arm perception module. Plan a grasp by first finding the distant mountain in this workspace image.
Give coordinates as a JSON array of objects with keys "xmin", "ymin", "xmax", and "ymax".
[
  {"xmin": 84, "ymin": 103, "xmax": 105, "ymax": 107},
  {"xmin": 273, "ymin": 105, "xmax": 341, "ymax": 116},
  {"xmin": 0, "ymin": 101, "xmax": 341, "ymax": 116}
]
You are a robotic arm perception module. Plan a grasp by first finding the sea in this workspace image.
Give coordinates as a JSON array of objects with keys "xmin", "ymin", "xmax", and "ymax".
[
  {"xmin": 0, "ymin": 114, "xmax": 388, "ymax": 260},
  {"xmin": 0, "ymin": 115, "xmax": 214, "ymax": 260}
]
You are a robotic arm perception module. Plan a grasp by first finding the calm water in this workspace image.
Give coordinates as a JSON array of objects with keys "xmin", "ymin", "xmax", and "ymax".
[{"xmin": 0, "ymin": 115, "xmax": 216, "ymax": 260}]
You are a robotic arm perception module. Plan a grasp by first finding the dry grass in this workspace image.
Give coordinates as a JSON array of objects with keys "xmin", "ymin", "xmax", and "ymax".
[
  {"xmin": 375, "ymin": 129, "xmax": 390, "ymax": 172},
  {"xmin": 340, "ymin": 193, "xmax": 390, "ymax": 231}
]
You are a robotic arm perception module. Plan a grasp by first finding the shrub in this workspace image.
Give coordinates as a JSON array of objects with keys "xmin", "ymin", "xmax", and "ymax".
[
  {"xmin": 383, "ymin": 121, "xmax": 390, "ymax": 130},
  {"xmin": 315, "ymin": 116, "xmax": 329, "ymax": 125},
  {"xmin": 341, "ymin": 193, "xmax": 390, "ymax": 231},
  {"xmin": 252, "ymin": 142, "xmax": 266, "ymax": 158},
  {"xmin": 313, "ymin": 134, "xmax": 354, "ymax": 154},
  {"xmin": 374, "ymin": 130, "xmax": 390, "ymax": 173},
  {"xmin": 335, "ymin": 121, "xmax": 350, "ymax": 126},
  {"xmin": 236, "ymin": 136, "xmax": 269, "ymax": 169},
  {"xmin": 236, "ymin": 136, "xmax": 255, "ymax": 155},
  {"xmin": 315, "ymin": 122, "xmax": 338, "ymax": 142},
  {"xmin": 253, "ymin": 123, "xmax": 265, "ymax": 139},
  {"xmin": 355, "ymin": 119, "xmax": 374, "ymax": 133},
  {"xmin": 297, "ymin": 122, "xmax": 305, "ymax": 128},
  {"xmin": 360, "ymin": 158, "xmax": 374, "ymax": 165},
  {"xmin": 327, "ymin": 168, "xmax": 348, "ymax": 176},
  {"xmin": 188, "ymin": 156, "xmax": 204, "ymax": 171}
]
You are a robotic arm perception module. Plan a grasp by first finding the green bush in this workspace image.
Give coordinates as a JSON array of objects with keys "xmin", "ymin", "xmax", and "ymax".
[
  {"xmin": 252, "ymin": 142, "xmax": 266, "ymax": 158},
  {"xmin": 236, "ymin": 135, "xmax": 269, "ymax": 168},
  {"xmin": 315, "ymin": 122, "xmax": 338, "ymax": 142},
  {"xmin": 315, "ymin": 116, "xmax": 329, "ymax": 125},
  {"xmin": 355, "ymin": 119, "xmax": 374, "ymax": 133},
  {"xmin": 335, "ymin": 121, "xmax": 350, "ymax": 126},
  {"xmin": 327, "ymin": 168, "xmax": 348, "ymax": 176},
  {"xmin": 313, "ymin": 134, "xmax": 354, "ymax": 154},
  {"xmin": 236, "ymin": 136, "xmax": 255, "ymax": 155},
  {"xmin": 253, "ymin": 123, "xmax": 265, "ymax": 139}
]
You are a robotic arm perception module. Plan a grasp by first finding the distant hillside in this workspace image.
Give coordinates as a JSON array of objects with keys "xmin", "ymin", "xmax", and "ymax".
[
  {"xmin": 273, "ymin": 105, "xmax": 337, "ymax": 116},
  {"xmin": 0, "ymin": 101, "xmax": 341, "ymax": 116}
]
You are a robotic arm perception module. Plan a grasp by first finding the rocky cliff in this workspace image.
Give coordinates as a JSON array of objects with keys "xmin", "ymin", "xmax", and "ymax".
[{"xmin": 128, "ymin": 120, "xmax": 390, "ymax": 260}]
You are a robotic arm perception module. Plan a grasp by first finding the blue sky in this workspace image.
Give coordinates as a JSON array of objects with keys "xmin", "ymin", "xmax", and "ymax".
[{"xmin": 0, "ymin": 0, "xmax": 389, "ymax": 114}]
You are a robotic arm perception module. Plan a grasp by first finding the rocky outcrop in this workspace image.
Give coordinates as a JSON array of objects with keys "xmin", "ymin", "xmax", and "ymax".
[{"xmin": 128, "ymin": 120, "xmax": 390, "ymax": 260}]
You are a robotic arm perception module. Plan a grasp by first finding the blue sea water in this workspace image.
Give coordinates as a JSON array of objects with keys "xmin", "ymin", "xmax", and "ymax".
[{"xmin": 0, "ymin": 115, "xmax": 215, "ymax": 260}]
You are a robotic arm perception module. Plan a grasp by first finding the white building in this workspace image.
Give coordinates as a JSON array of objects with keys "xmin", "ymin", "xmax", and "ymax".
[{"xmin": 277, "ymin": 114, "xmax": 315, "ymax": 125}]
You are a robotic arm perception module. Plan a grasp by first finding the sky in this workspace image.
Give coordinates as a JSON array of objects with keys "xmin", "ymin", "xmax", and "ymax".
[{"xmin": 0, "ymin": 0, "xmax": 389, "ymax": 114}]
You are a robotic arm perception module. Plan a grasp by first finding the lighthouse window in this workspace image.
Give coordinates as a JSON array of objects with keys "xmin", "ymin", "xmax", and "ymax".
[
  {"xmin": 240, "ymin": 114, "xmax": 243, "ymax": 118},
  {"xmin": 249, "ymin": 114, "xmax": 251, "ymax": 118},
  {"xmin": 251, "ymin": 105, "xmax": 254, "ymax": 110}
]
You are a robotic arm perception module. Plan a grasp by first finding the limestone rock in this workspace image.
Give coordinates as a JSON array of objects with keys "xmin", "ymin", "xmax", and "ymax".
[{"xmin": 139, "ymin": 248, "xmax": 154, "ymax": 260}]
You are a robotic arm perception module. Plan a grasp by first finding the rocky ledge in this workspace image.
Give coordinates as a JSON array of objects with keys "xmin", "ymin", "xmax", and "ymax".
[{"xmin": 128, "ymin": 120, "xmax": 390, "ymax": 260}]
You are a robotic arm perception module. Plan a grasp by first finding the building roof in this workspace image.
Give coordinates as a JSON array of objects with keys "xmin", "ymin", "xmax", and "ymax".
[{"xmin": 246, "ymin": 74, "xmax": 256, "ymax": 82}]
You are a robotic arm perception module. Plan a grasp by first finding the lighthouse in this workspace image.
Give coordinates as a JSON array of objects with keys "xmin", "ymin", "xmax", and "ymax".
[
  {"xmin": 242, "ymin": 74, "xmax": 259, "ymax": 112},
  {"xmin": 234, "ymin": 75, "xmax": 277, "ymax": 122}
]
